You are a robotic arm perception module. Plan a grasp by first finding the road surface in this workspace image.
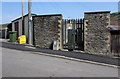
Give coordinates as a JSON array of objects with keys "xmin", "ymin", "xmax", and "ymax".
[{"xmin": 2, "ymin": 45, "xmax": 118, "ymax": 77}]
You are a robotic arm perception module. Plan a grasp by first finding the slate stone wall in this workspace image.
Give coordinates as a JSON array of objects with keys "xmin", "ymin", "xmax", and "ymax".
[
  {"xmin": 33, "ymin": 14, "xmax": 62, "ymax": 49},
  {"xmin": 84, "ymin": 11, "xmax": 111, "ymax": 55}
]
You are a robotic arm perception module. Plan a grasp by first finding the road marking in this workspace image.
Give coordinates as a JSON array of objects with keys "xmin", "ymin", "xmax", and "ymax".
[
  {"xmin": 25, "ymin": 46, "xmax": 36, "ymax": 49},
  {"xmin": 31, "ymin": 52, "xmax": 119, "ymax": 68}
]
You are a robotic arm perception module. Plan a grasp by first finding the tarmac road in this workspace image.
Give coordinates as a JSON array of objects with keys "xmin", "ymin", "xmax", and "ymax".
[
  {"xmin": 1, "ymin": 40, "xmax": 119, "ymax": 66},
  {"xmin": 2, "ymin": 43, "xmax": 118, "ymax": 77}
]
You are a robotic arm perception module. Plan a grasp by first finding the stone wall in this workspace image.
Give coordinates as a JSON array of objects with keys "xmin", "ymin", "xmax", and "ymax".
[
  {"xmin": 84, "ymin": 11, "xmax": 111, "ymax": 55},
  {"xmin": 33, "ymin": 14, "xmax": 62, "ymax": 49}
]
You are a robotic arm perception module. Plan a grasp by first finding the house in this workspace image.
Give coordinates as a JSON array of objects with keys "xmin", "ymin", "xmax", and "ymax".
[
  {"xmin": 11, "ymin": 14, "xmax": 36, "ymax": 44},
  {"xmin": 12, "ymin": 14, "xmax": 62, "ymax": 49},
  {"xmin": 0, "ymin": 23, "xmax": 12, "ymax": 39},
  {"xmin": 109, "ymin": 25, "xmax": 120, "ymax": 55}
]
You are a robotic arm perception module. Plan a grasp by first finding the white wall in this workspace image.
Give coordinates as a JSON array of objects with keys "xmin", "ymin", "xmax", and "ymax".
[
  {"xmin": 24, "ymin": 16, "xmax": 29, "ymax": 38},
  {"xmin": 12, "ymin": 22, "xmax": 15, "ymax": 31},
  {"xmin": 18, "ymin": 19, "xmax": 22, "ymax": 36},
  {"xmin": 12, "ymin": 15, "xmax": 33, "ymax": 44}
]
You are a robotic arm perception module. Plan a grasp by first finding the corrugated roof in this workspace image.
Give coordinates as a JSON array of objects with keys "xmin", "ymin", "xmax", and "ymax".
[{"xmin": 12, "ymin": 13, "xmax": 36, "ymax": 22}]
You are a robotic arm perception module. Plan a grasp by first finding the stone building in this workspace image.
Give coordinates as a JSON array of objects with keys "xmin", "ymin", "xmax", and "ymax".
[{"xmin": 84, "ymin": 11, "xmax": 111, "ymax": 55}]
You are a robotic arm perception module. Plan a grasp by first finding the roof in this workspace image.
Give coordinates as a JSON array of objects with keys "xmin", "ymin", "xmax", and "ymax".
[
  {"xmin": 12, "ymin": 13, "xmax": 36, "ymax": 22},
  {"xmin": 84, "ymin": 11, "xmax": 111, "ymax": 14},
  {"xmin": 33, "ymin": 14, "xmax": 62, "ymax": 17},
  {"xmin": 0, "ymin": 23, "xmax": 11, "ymax": 30},
  {"xmin": 109, "ymin": 25, "xmax": 120, "ymax": 30}
]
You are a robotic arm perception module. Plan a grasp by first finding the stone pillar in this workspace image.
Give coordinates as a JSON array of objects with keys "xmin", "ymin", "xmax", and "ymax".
[
  {"xmin": 33, "ymin": 14, "xmax": 62, "ymax": 49},
  {"xmin": 84, "ymin": 11, "xmax": 111, "ymax": 55},
  {"xmin": 58, "ymin": 19, "xmax": 63, "ymax": 50}
]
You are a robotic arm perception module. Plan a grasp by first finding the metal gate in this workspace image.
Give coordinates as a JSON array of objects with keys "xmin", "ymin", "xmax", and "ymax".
[{"xmin": 62, "ymin": 19, "xmax": 84, "ymax": 51}]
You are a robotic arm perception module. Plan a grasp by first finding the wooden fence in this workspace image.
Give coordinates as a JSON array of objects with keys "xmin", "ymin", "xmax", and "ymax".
[{"xmin": 110, "ymin": 30, "xmax": 120, "ymax": 56}]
